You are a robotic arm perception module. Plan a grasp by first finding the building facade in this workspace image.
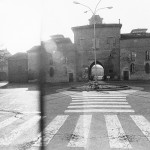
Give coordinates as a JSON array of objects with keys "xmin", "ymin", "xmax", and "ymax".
[
  {"xmin": 8, "ymin": 53, "xmax": 28, "ymax": 83},
  {"xmin": 43, "ymin": 35, "xmax": 76, "ymax": 83},
  {"xmin": 0, "ymin": 49, "xmax": 11, "ymax": 81},
  {"xmin": 72, "ymin": 15, "xmax": 122, "ymax": 81},
  {"xmin": 27, "ymin": 16, "xmax": 150, "ymax": 82},
  {"xmin": 27, "ymin": 46, "xmax": 40, "ymax": 81},
  {"xmin": 72, "ymin": 15, "xmax": 150, "ymax": 81},
  {"xmin": 27, "ymin": 35, "xmax": 76, "ymax": 83},
  {"xmin": 120, "ymin": 29, "xmax": 150, "ymax": 80}
]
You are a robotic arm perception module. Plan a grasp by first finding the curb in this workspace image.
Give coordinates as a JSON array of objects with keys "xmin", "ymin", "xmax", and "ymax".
[{"xmin": 57, "ymin": 84, "xmax": 131, "ymax": 92}]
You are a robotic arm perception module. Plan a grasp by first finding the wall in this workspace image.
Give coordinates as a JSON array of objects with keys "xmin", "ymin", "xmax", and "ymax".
[
  {"xmin": 120, "ymin": 38, "xmax": 150, "ymax": 80},
  {"xmin": 72, "ymin": 24, "xmax": 122, "ymax": 80},
  {"xmin": 44, "ymin": 39, "xmax": 76, "ymax": 83},
  {"xmin": 8, "ymin": 53, "xmax": 28, "ymax": 83},
  {"xmin": 28, "ymin": 51, "xmax": 40, "ymax": 80}
]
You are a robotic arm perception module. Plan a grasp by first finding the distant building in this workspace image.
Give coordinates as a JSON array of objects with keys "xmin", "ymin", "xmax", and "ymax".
[
  {"xmin": 25, "ymin": 16, "xmax": 150, "ymax": 82},
  {"xmin": 72, "ymin": 15, "xmax": 150, "ymax": 81},
  {"xmin": 0, "ymin": 49, "xmax": 11, "ymax": 81},
  {"xmin": 8, "ymin": 53, "xmax": 28, "ymax": 83},
  {"xmin": 43, "ymin": 35, "xmax": 76, "ymax": 83},
  {"xmin": 27, "ymin": 45, "xmax": 41, "ymax": 81},
  {"xmin": 27, "ymin": 35, "xmax": 76, "ymax": 83},
  {"xmin": 72, "ymin": 15, "xmax": 121, "ymax": 81},
  {"xmin": 120, "ymin": 29, "xmax": 150, "ymax": 80}
]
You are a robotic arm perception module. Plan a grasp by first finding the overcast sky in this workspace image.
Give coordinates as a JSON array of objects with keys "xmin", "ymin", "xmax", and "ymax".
[{"xmin": 0, "ymin": 0, "xmax": 150, "ymax": 54}]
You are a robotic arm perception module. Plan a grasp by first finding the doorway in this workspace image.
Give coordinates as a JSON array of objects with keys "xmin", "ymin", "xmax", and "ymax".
[
  {"xmin": 89, "ymin": 61, "xmax": 104, "ymax": 81},
  {"xmin": 69, "ymin": 73, "xmax": 73, "ymax": 82},
  {"xmin": 123, "ymin": 71, "xmax": 129, "ymax": 80}
]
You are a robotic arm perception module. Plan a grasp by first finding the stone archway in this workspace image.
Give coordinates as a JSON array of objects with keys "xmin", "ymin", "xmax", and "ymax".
[{"xmin": 89, "ymin": 61, "xmax": 104, "ymax": 80}]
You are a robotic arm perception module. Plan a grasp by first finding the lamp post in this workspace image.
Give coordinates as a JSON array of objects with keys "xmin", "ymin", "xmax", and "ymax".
[{"xmin": 73, "ymin": 0, "xmax": 112, "ymax": 85}]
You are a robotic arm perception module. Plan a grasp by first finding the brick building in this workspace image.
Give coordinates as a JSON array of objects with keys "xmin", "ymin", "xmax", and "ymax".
[
  {"xmin": 43, "ymin": 35, "xmax": 76, "ymax": 83},
  {"xmin": 27, "ymin": 16, "xmax": 150, "ymax": 82},
  {"xmin": 27, "ymin": 35, "xmax": 76, "ymax": 83},
  {"xmin": 120, "ymin": 29, "xmax": 150, "ymax": 80},
  {"xmin": 8, "ymin": 53, "xmax": 28, "ymax": 83},
  {"xmin": 27, "ymin": 45, "xmax": 40, "ymax": 81},
  {"xmin": 0, "ymin": 49, "xmax": 11, "ymax": 81},
  {"xmin": 72, "ymin": 15, "xmax": 150, "ymax": 81},
  {"xmin": 72, "ymin": 15, "xmax": 121, "ymax": 81}
]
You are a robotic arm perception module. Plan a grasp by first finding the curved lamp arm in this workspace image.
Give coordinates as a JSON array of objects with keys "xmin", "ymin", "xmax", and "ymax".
[
  {"xmin": 85, "ymin": 6, "xmax": 113, "ymax": 14},
  {"xmin": 94, "ymin": 0, "xmax": 102, "ymax": 14},
  {"xmin": 73, "ymin": 1, "xmax": 94, "ymax": 15}
]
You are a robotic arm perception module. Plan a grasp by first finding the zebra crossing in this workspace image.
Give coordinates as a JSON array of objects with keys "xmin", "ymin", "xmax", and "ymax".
[
  {"xmin": 0, "ymin": 90, "xmax": 150, "ymax": 149},
  {"xmin": 0, "ymin": 113, "xmax": 150, "ymax": 149},
  {"xmin": 63, "ymin": 91, "xmax": 135, "ymax": 113}
]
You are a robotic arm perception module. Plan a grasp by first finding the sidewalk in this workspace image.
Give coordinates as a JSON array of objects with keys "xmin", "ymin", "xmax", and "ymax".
[{"xmin": 0, "ymin": 81, "xmax": 8, "ymax": 87}]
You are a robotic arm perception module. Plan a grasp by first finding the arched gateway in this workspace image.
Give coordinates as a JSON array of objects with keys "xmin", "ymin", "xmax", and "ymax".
[{"xmin": 89, "ymin": 61, "xmax": 104, "ymax": 80}]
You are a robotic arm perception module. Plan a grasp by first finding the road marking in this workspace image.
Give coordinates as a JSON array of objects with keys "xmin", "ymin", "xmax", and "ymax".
[
  {"xmin": 71, "ymin": 95, "xmax": 126, "ymax": 97},
  {"xmin": 72, "ymin": 97, "xmax": 126, "ymax": 99},
  {"xmin": 65, "ymin": 109, "xmax": 134, "ymax": 113},
  {"xmin": 0, "ymin": 111, "xmax": 41, "ymax": 114},
  {"xmin": 131, "ymin": 115, "xmax": 150, "ymax": 141},
  {"xmin": 70, "ymin": 102, "xmax": 129, "ymax": 105},
  {"xmin": 0, "ymin": 115, "xmax": 40, "ymax": 145},
  {"xmin": 0, "ymin": 115, "xmax": 22, "ymax": 130},
  {"xmin": 20, "ymin": 111, "xmax": 41, "ymax": 114},
  {"xmin": 68, "ymin": 105, "xmax": 131, "ymax": 108},
  {"xmin": 33, "ymin": 115, "xmax": 68, "ymax": 146},
  {"xmin": 68, "ymin": 115, "xmax": 92, "ymax": 147},
  {"xmin": 105, "ymin": 115, "xmax": 132, "ymax": 149},
  {"xmin": 72, "ymin": 99, "xmax": 127, "ymax": 101}
]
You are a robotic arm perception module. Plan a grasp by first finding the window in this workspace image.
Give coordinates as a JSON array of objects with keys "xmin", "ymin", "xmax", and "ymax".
[
  {"xmin": 145, "ymin": 63, "xmax": 150, "ymax": 74},
  {"xmin": 130, "ymin": 63, "xmax": 135, "ymax": 73},
  {"xmin": 131, "ymin": 52, "xmax": 136, "ymax": 61},
  {"xmin": 145, "ymin": 51, "xmax": 150, "ymax": 60},
  {"xmin": 107, "ymin": 37, "xmax": 116, "ymax": 48}
]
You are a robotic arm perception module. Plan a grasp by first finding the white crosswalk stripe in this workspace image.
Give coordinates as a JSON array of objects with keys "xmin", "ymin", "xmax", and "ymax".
[
  {"xmin": 130, "ymin": 115, "xmax": 150, "ymax": 142},
  {"xmin": 0, "ymin": 115, "xmax": 40, "ymax": 145},
  {"xmin": 72, "ymin": 99, "xmax": 127, "ymax": 101},
  {"xmin": 0, "ymin": 114, "xmax": 150, "ymax": 149},
  {"xmin": 33, "ymin": 115, "xmax": 68, "ymax": 146},
  {"xmin": 70, "ymin": 102, "xmax": 129, "ymax": 104},
  {"xmin": 0, "ymin": 114, "xmax": 22, "ymax": 130},
  {"xmin": 105, "ymin": 115, "xmax": 132, "ymax": 149},
  {"xmin": 71, "ymin": 96, "xmax": 126, "ymax": 98},
  {"xmin": 64, "ymin": 91, "xmax": 134, "ymax": 113},
  {"xmin": 65, "ymin": 109, "xmax": 134, "ymax": 113},
  {"xmin": 68, "ymin": 105, "xmax": 131, "ymax": 108},
  {"xmin": 68, "ymin": 115, "xmax": 92, "ymax": 147}
]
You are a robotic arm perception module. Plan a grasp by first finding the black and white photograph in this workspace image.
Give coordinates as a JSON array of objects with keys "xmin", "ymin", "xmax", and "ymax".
[{"xmin": 0, "ymin": 0, "xmax": 150, "ymax": 149}]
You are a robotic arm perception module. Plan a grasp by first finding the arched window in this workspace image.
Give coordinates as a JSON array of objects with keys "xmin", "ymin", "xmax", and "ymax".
[
  {"xmin": 49, "ymin": 67, "xmax": 54, "ymax": 77},
  {"xmin": 145, "ymin": 63, "xmax": 150, "ymax": 74},
  {"xmin": 145, "ymin": 51, "xmax": 150, "ymax": 60},
  {"xmin": 130, "ymin": 63, "xmax": 135, "ymax": 73}
]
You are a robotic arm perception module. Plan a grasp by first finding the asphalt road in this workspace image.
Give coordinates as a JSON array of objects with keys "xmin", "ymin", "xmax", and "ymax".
[{"xmin": 0, "ymin": 81, "xmax": 150, "ymax": 150}]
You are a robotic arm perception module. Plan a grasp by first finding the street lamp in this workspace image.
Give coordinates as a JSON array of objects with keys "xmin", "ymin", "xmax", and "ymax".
[{"xmin": 73, "ymin": 0, "xmax": 112, "ymax": 85}]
